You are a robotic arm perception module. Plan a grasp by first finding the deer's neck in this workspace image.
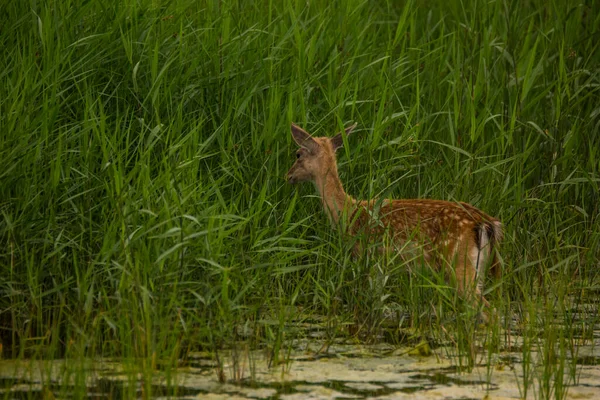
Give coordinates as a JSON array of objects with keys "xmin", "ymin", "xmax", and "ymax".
[{"xmin": 314, "ymin": 168, "xmax": 355, "ymax": 226}]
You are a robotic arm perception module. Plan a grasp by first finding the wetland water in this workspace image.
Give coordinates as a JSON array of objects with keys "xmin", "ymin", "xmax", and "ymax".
[{"xmin": 1, "ymin": 321, "xmax": 600, "ymax": 400}]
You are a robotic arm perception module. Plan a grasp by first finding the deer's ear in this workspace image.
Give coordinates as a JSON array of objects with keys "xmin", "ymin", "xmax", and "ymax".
[
  {"xmin": 331, "ymin": 123, "xmax": 357, "ymax": 152},
  {"xmin": 291, "ymin": 124, "xmax": 318, "ymax": 153}
]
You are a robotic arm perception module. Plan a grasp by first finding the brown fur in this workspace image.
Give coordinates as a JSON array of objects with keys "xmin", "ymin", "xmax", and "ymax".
[{"xmin": 286, "ymin": 123, "xmax": 502, "ymax": 307}]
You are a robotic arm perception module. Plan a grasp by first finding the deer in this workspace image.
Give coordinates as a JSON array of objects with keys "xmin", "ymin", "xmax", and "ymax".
[{"xmin": 286, "ymin": 123, "xmax": 503, "ymax": 312}]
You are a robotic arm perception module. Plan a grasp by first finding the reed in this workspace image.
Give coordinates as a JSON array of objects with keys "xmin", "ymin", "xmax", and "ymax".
[{"xmin": 0, "ymin": 0, "xmax": 598, "ymax": 398}]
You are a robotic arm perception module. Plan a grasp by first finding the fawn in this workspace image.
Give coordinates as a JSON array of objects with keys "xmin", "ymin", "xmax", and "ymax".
[{"xmin": 286, "ymin": 123, "xmax": 502, "ymax": 308}]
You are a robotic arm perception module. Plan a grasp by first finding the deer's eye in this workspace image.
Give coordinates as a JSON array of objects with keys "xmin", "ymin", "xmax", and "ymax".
[{"xmin": 296, "ymin": 152, "xmax": 301, "ymax": 159}]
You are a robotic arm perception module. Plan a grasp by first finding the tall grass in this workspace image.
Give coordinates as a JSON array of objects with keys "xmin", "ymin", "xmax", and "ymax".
[{"xmin": 1, "ymin": 0, "xmax": 599, "ymax": 396}]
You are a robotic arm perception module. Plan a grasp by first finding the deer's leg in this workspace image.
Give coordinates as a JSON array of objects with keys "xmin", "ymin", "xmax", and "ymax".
[
  {"xmin": 351, "ymin": 241, "xmax": 362, "ymax": 259},
  {"xmin": 455, "ymin": 244, "xmax": 490, "ymax": 308}
]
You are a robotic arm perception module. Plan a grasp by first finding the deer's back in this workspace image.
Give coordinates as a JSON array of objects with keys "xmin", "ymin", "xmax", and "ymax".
[{"xmin": 349, "ymin": 199, "xmax": 500, "ymax": 251}]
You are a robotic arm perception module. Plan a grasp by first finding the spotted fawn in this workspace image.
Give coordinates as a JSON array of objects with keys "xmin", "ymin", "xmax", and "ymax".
[{"xmin": 286, "ymin": 123, "xmax": 502, "ymax": 307}]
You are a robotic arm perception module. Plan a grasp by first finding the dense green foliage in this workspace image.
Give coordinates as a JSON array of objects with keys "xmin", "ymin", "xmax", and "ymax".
[{"xmin": 1, "ymin": 0, "xmax": 599, "ymax": 387}]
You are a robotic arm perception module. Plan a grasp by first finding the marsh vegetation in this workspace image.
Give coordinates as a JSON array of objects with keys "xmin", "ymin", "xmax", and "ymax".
[{"xmin": 1, "ymin": 0, "xmax": 599, "ymax": 398}]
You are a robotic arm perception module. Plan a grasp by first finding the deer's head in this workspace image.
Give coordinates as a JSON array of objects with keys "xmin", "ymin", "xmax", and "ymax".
[{"xmin": 286, "ymin": 123, "xmax": 357, "ymax": 184}]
